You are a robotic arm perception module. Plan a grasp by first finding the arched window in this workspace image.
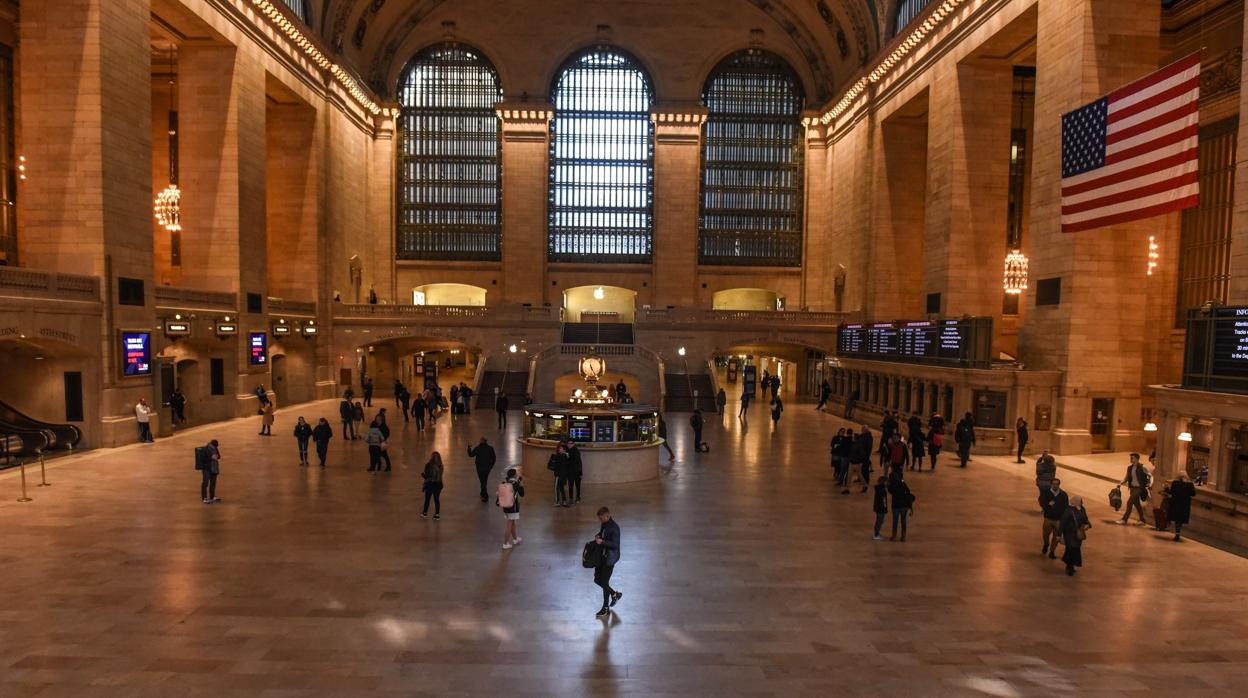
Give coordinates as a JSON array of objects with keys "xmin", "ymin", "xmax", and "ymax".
[
  {"xmin": 894, "ymin": 0, "xmax": 931, "ymax": 35},
  {"xmin": 549, "ymin": 46, "xmax": 654, "ymax": 263},
  {"xmin": 281, "ymin": 0, "xmax": 311, "ymax": 25},
  {"xmin": 396, "ymin": 44, "xmax": 503, "ymax": 261},
  {"xmin": 699, "ymin": 49, "xmax": 804, "ymax": 267}
]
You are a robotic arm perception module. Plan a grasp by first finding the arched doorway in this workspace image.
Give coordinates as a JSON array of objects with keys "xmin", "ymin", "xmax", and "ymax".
[
  {"xmin": 562, "ymin": 285, "xmax": 637, "ymax": 323},
  {"xmin": 712, "ymin": 288, "xmax": 785, "ymax": 311},
  {"xmin": 412, "ymin": 283, "xmax": 487, "ymax": 306}
]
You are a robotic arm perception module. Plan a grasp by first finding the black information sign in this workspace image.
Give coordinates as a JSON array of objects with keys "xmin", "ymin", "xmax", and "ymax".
[{"xmin": 837, "ymin": 317, "xmax": 991, "ymax": 368}]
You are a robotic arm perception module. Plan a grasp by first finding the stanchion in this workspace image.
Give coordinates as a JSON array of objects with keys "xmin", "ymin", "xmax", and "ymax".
[
  {"xmin": 37, "ymin": 454, "xmax": 50, "ymax": 487},
  {"xmin": 16, "ymin": 461, "xmax": 32, "ymax": 502}
]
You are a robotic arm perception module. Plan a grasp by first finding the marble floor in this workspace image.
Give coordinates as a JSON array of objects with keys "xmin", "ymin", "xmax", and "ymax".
[{"xmin": 3, "ymin": 398, "xmax": 1247, "ymax": 697}]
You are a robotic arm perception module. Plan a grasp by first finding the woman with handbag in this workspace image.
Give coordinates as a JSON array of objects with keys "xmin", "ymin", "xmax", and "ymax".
[
  {"xmin": 420, "ymin": 451, "xmax": 444, "ymax": 519},
  {"xmin": 1059, "ymin": 495, "xmax": 1091, "ymax": 576}
]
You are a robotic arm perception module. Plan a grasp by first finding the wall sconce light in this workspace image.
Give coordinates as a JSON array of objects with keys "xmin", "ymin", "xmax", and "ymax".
[
  {"xmin": 1178, "ymin": 431, "xmax": 1192, "ymax": 442},
  {"xmin": 1143, "ymin": 421, "xmax": 1158, "ymax": 432}
]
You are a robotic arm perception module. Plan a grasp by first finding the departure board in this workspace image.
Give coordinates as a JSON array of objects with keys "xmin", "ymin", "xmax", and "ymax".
[
  {"xmin": 837, "ymin": 317, "xmax": 992, "ymax": 368},
  {"xmin": 1211, "ymin": 306, "xmax": 1248, "ymax": 379}
]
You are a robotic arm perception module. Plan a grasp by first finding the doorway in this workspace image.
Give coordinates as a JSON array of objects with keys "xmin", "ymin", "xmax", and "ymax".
[
  {"xmin": 271, "ymin": 354, "xmax": 287, "ymax": 406},
  {"xmin": 1090, "ymin": 398, "xmax": 1114, "ymax": 452}
]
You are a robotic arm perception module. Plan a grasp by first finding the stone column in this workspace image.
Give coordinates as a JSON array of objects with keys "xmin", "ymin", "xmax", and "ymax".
[
  {"xmin": 497, "ymin": 103, "xmax": 553, "ymax": 305},
  {"xmin": 873, "ymin": 108, "xmax": 930, "ymax": 318},
  {"xmin": 1229, "ymin": 11, "xmax": 1248, "ymax": 302},
  {"xmin": 650, "ymin": 108, "xmax": 705, "ymax": 308},
  {"xmin": 19, "ymin": 0, "xmax": 156, "ymax": 445},
  {"xmin": 367, "ymin": 111, "xmax": 395, "ymax": 302},
  {"xmin": 1020, "ymin": 0, "xmax": 1161, "ymax": 453},
  {"xmin": 804, "ymin": 118, "xmax": 832, "ymax": 310}
]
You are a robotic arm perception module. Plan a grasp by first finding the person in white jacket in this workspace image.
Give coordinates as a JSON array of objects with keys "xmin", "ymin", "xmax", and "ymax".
[{"xmin": 135, "ymin": 398, "xmax": 155, "ymax": 443}]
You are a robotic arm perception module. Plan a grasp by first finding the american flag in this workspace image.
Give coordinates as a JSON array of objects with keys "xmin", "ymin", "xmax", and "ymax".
[{"xmin": 1060, "ymin": 53, "xmax": 1201, "ymax": 233}]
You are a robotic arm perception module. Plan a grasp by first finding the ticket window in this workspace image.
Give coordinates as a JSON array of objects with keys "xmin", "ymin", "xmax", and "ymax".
[{"xmin": 594, "ymin": 419, "xmax": 616, "ymax": 443}]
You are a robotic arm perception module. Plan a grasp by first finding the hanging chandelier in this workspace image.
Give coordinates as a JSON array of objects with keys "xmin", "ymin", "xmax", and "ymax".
[
  {"xmin": 155, "ymin": 182, "xmax": 181, "ymax": 232},
  {"xmin": 1003, "ymin": 249, "xmax": 1028, "ymax": 294},
  {"xmin": 154, "ymin": 49, "xmax": 182, "ymax": 238}
]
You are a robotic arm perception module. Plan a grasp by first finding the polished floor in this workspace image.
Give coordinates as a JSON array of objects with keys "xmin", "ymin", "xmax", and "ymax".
[{"xmin": 3, "ymin": 398, "xmax": 1247, "ymax": 697}]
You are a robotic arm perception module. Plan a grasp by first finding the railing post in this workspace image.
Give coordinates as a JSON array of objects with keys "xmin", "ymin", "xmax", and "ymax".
[
  {"xmin": 37, "ymin": 454, "xmax": 50, "ymax": 487},
  {"xmin": 16, "ymin": 461, "xmax": 32, "ymax": 502}
]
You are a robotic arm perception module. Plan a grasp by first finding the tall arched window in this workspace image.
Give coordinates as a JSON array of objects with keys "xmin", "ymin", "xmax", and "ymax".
[
  {"xmin": 893, "ymin": 0, "xmax": 932, "ymax": 35},
  {"xmin": 281, "ymin": 0, "xmax": 311, "ymax": 25},
  {"xmin": 549, "ymin": 46, "xmax": 654, "ymax": 263},
  {"xmin": 396, "ymin": 44, "xmax": 503, "ymax": 261},
  {"xmin": 699, "ymin": 49, "xmax": 804, "ymax": 267}
]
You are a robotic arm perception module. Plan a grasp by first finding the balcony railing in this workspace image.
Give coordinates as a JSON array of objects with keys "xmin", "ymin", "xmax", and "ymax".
[
  {"xmin": 153, "ymin": 286, "xmax": 238, "ymax": 311},
  {"xmin": 638, "ymin": 307, "xmax": 848, "ymax": 326},
  {"xmin": 0, "ymin": 266, "xmax": 101, "ymax": 302},
  {"xmin": 267, "ymin": 297, "xmax": 317, "ymax": 316}
]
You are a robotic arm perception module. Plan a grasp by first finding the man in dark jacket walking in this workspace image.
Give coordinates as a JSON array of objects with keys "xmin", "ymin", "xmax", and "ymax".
[
  {"xmin": 468, "ymin": 437, "xmax": 497, "ymax": 502},
  {"xmin": 594, "ymin": 507, "xmax": 622, "ymax": 618},
  {"xmin": 854, "ymin": 429, "xmax": 874, "ymax": 493},
  {"xmin": 311, "ymin": 418, "xmax": 333, "ymax": 467},
  {"xmin": 1117, "ymin": 452, "xmax": 1153, "ymax": 525},
  {"xmin": 339, "ymin": 397, "xmax": 356, "ymax": 440},
  {"xmin": 1039, "ymin": 478, "xmax": 1068, "ymax": 559},
  {"xmin": 565, "ymin": 439, "xmax": 584, "ymax": 504},
  {"xmin": 362, "ymin": 376, "xmax": 373, "ymax": 407},
  {"xmin": 496, "ymin": 393, "xmax": 509, "ymax": 429},
  {"xmin": 690, "ymin": 409, "xmax": 705, "ymax": 453},
  {"xmin": 955, "ymin": 413, "xmax": 976, "ymax": 467}
]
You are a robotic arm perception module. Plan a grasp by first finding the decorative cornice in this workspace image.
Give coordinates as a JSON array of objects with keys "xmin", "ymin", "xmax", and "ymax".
[
  {"xmin": 817, "ymin": 0, "xmax": 967, "ymax": 124},
  {"xmin": 649, "ymin": 108, "xmax": 709, "ymax": 125},
  {"xmin": 249, "ymin": 0, "xmax": 382, "ymax": 116},
  {"xmin": 495, "ymin": 104, "xmax": 556, "ymax": 124}
]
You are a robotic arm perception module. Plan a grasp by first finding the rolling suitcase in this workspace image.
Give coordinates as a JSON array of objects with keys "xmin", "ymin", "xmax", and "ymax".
[{"xmin": 1152, "ymin": 505, "xmax": 1169, "ymax": 531}]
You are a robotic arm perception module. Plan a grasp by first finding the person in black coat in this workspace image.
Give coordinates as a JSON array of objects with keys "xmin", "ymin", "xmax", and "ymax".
[
  {"xmin": 549, "ymin": 444, "xmax": 570, "ymax": 506},
  {"xmin": 376, "ymin": 410, "xmax": 392, "ymax": 472},
  {"xmin": 954, "ymin": 413, "xmax": 976, "ymax": 467},
  {"xmin": 468, "ymin": 437, "xmax": 497, "ymax": 502},
  {"xmin": 565, "ymin": 439, "xmax": 584, "ymax": 504},
  {"xmin": 1015, "ymin": 418, "xmax": 1029, "ymax": 463},
  {"xmin": 311, "ymin": 418, "xmax": 333, "ymax": 467},
  {"xmin": 496, "ymin": 393, "xmax": 509, "ymax": 429},
  {"xmin": 1039, "ymin": 478, "xmax": 1069, "ymax": 559},
  {"xmin": 854, "ymin": 429, "xmax": 874, "ymax": 493},
  {"xmin": 1165, "ymin": 472, "xmax": 1197, "ymax": 541},
  {"xmin": 887, "ymin": 470, "xmax": 913, "ymax": 541},
  {"xmin": 339, "ymin": 398, "xmax": 356, "ymax": 440},
  {"xmin": 871, "ymin": 475, "xmax": 888, "ymax": 540},
  {"xmin": 412, "ymin": 395, "xmax": 426, "ymax": 430},
  {"xmin": 1059, "ymin": 496, "xmax": 1091, "ymax": 576},
  {"xmin": 690, "ymin": 409, "xmax": 705, "ymax": 453},
  {"xmin": 398, "ymin": 387, "xmax": 411, "ymax": 422},
  {"xmin": 293, "ymin": 416, "xmax": 313, "ymax": 466},
  {"xmin": 593, "ymin": 507, "xmax": 622, "ymax": 617}
]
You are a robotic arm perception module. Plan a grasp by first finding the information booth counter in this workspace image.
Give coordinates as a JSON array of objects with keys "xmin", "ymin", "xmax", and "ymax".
[{"xmin": 519, "ymin": 404, "xmax": 662, "ymax": 483}]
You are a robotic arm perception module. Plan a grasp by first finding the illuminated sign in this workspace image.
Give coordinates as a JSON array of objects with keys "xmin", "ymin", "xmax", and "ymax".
[
  {"xmin": 164, "ymin": 321, "xmax": 191, "ymax": 336},
  {"xmin": 215, "ymin": 323, "xmax": 238, "ymax": 336},
  {"xmin": 249, "ymin": 332, "xmax": 267, "ymax": 365},
  {"xmin": 121, "ymin": 332, "xmax": 151, "ymax": 376},
  {"xmin": 273, "ymin": 324, "xmax": 292, "ymax": 335},
  {"xmin": 301, "ymin": 325, "xmax": 318, "ymax": 335}
]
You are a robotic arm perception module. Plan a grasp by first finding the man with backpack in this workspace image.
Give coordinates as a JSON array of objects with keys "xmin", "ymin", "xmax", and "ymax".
[
  {"xmin": 954, "ymin": 412, "xmax": 976, "ymax": 467},
  {"xmin": 195, "ymin": 440, "xmax": 221, "ymax": 504},
  {"xmin": 1116, "ymin": 452, "xmax": 1153, "ymax": 526},
  {"xmin": 468, "ymin": 437, "xmax": 497, "ymax": 503},
  {"xmin": 886, "ymin": 434, "xmax": 908, "ymax": 475},
  {"xmin": 592, "ymin": 507, "xmax": 622, "ymax": 618}
]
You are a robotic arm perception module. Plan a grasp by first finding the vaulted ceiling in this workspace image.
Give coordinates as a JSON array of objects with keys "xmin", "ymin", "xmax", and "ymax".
[{"xmin": 313, "ymin": 0, "xmax": 898, "ymax": 104}]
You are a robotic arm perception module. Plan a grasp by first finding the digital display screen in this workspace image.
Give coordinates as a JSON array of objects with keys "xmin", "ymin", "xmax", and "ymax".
[
  {"xmin": 1211, "ymin": 306, "xmax": 1248, "ymax": 378},
  {"xmin": 838, "ymin": 318, "xmax": 984, "ymax": 366},
  {"xmin": 568, "ymin": 417, "xmax": 592, "ymax": 442},
  {"xmin": 121, "ymin": 332, "xmax": 151, "ymax": 376},
  {"xmin": 594, "ymin": 420, "xmax": 616, "ymax": 443},
  {"xmin": 249, "ymin": 332, "xmax": 267, "ymax": 365}
]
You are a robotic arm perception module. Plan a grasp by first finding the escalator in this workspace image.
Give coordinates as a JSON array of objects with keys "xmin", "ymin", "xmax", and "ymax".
[{"xmin": 0, "ymin": 398, "xmax": 80, "ymax": 468}]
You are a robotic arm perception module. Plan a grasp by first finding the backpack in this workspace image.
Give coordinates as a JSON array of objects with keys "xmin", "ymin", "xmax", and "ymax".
[
  {"xmin": 930, "ymin": 433, "xmax": 943, "ymax": 449},
  {"xmin": 889, "ymin": 441, "xmax": 905, "ymax": 465},
  {"xmin": 497, "ymin": 481, "xmax": 515, "ymax": 509},
  {"xmin": 896, "ymin": 481, "xmax": 916, "ymax": 509},
  {"xmin": 194, "ymin": 446, "xmax": 210, "ymax": 471},
  {"xmin": 582, "ymin": 540, "xmax": 604, "ymax": 568},
  {"xmin": 1109, "ymin": 486, "xmax": 1123, "ymax": 511}
]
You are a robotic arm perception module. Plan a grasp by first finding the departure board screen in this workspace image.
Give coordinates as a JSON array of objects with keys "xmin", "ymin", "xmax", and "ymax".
[
  {"xmin": 1210, "ymin": 306, "xmax": 1248, "ymax": 379},
  {"xmin": 837, "ymin": 317, "xmax": 991, "ymax": 367}
]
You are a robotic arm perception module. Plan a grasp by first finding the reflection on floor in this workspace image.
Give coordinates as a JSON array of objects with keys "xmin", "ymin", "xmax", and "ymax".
[{"xmin": 3, "ymin": 398, "xmax": 1247, "ymax": 696}]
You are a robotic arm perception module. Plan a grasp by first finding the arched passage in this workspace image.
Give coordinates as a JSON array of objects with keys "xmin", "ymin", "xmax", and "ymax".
[
  {"xmin": 712, "ymin": 287, "xmax": 785, "ymax": 311},
  {"xmin": 562, "ymin": 285, "xmax": 637, "ymax": 322},
  {"xmin": 412, "ymin": 283, "xmax": 487, "ymax": 306},
  {"xmin": 714, "ymin": 340, "xmax": 829, "ymax": 403}
]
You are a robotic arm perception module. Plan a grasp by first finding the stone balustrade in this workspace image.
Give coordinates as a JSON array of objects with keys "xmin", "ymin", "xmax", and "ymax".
[
  {"xmin": 153, "ymin": 285, "xmax": 238, "ymax": 311},
  {"xmin": 637, "ymin": 307, "xmax": 850, "ymax": 327},
  {"xmin": 267, "ymin": 297, "xmax": 317, "ymax": 316},
  {"xmin": 0, "ymin": 266, "xmax": 101, "ymax": 302}
]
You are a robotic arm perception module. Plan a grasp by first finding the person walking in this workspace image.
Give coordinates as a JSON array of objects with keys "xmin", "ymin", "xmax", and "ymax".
[
  {"xmin": 293, "ymin": 416, "xmax": 312, "ymax": 465},
  {"xmin": 365, "ymin": 419, "xmax": 386, "ymax": 472},
  {"xmin": 770, "ymin": 395, "xmax": 784, "ymax": 427},
  {"xmin": 872, "ymin": 475, "xmax": 888, "ymax": 540},
  {"xmin": 760, "ymin": 370, "xmax": 770, "ymax": 402},
  {"xmin": 887, "ymin": 469, "xmax": 915, "ymax": 541},
  {"xmin": 450, "ymin": 385, "xmax": 460, "ymax": 416},
  {"xmin": 135, "ymin": 398, "xmax": 155, "ymax": 443},
  {"xmin": 498, "ymin": 468, "xmax": 524, "ymax": 549},
  {"xmin": 689, "ymin": 409, "xmax": 705, "ymax": 453},
  {"xmin": 1015, "ymin": 418, "xmax": 1029, "ymax": 463},
  {"xmin": 339, "ymin": 397, "xmax": 356, "ymax": 440},
  {"xmin": 1059, "ymin": 495, "xmax": 1091, "ymax": 576},
  {"xmin": 1035, "ymin": 450, "xmax": 1057, "ymax": 496},
  {"xmin": 398, "ymin": 386, "xmax": 411, "ymax": 423},
  {"xmin": 658, "ymin": 415, "xmax": 675, "ymax": 460},
  {"xmin": 845, "ymin": 388, "xmax": 859, "ymax": 420},
  {"xmin": 468, "ymin": 437, "xmax": 497, "ymax": 503},
  {"xmin": 853, "ymin": 429, "xmax": 874, "ymax": 494},
  {"xmin": 715, "ymin": 388, "xmax": 727, "ymax": 416},
  {"xmin": 565, "ymin": 439, "xmax": 584, "ymax": 505},
  {"xmin": 816, "ymin": 379, "xmax": 831, "ymax": 411},
  {"xmin": 362, "ymin": 376, "xmax": 373, "ymax": 406},
  {"xmin": 420, "ymin": 451, "xmax": 444, "ymax": 519},
  {"xmin": 259, "ymin": 400, "xmax": 274, "ymax": 436},
  {"xmin": 909, "ymin": 427, "xmax": 926, "ymax": 471},
  {"xmin": 412, "ymin": 394, "xmax": 426, "ymax": 430},
  {"xmin": 461, "ymin": 382, "xmax": 473, "ymax": 414},
  {"xmin": 496, "ymin": 392, "xmax": 509, "ymax": 429},
  {"xmin": 376, "ymin": 409, "xmax": 393, "ymax": 472},
  {"xmin": 1165, "ymin": 472, "xmax": 1197, "ymax": 541},
  {"xmin": 954, "ymin": 412, "xmax": 975, "ymax": 467},
  {"xmin": 831, "ymin": 428, "xmax": 847, "ymax": 482},
  {"xmin": 395, "ymin": 379, "xmax": 406, "ymax": 411},
  {"xmin": 352, "ymin": 401, "xmax": 366, "ymax": 437},
  {"xmin": 548, "ymin": 443, "xmax": 570, "ymax": 506},
  {"xmin": 170, "ymin": 388, "xmax": 187, "ymax": 425},
  {"xmin": 738, "ymin": 388, "xmax": 751, "ymax": 419},
  {"xmin": 886, "ymin": 434, "xmax": 907, "ymax": 476},
  {"xmin": 593, "ymin": 507, "xmax": 622, "ymax": 618},
  {"xmin": 1040, "ymin": 478, "xmax": 1069, "ymax": 559},
  {"xmin": 927, "ymin": 427, "xmax": 943, "ymax": 470},
  {"xmin": 196, "ymin": 439, "xmax": 221, "ymax": 503},
  {"xmin": 312, "ymin": 417, "xmax": 333, "ymax": 467},
  {"xmin": 1116, "ymin": 452, "xmax": 1153, "ymax": 525}
]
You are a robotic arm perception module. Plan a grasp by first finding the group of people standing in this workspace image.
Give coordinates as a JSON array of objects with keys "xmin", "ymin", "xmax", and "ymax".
[{"xmin": 546, "ymin": 439, "xmax": 584, "ymax": 507}]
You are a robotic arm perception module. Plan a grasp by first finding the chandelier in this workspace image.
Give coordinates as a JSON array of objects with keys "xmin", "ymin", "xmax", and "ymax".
[
  {"xmin": 1003, "ymin": 249, "xmax": 1028, "ymax": 294},
  {"xmin": 155, "ymin": 183, "xmax": 181, "ymax": 232},
  {"xmin": 154, "ymin": 48, "xmax": 182, "ymax": 243}
]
